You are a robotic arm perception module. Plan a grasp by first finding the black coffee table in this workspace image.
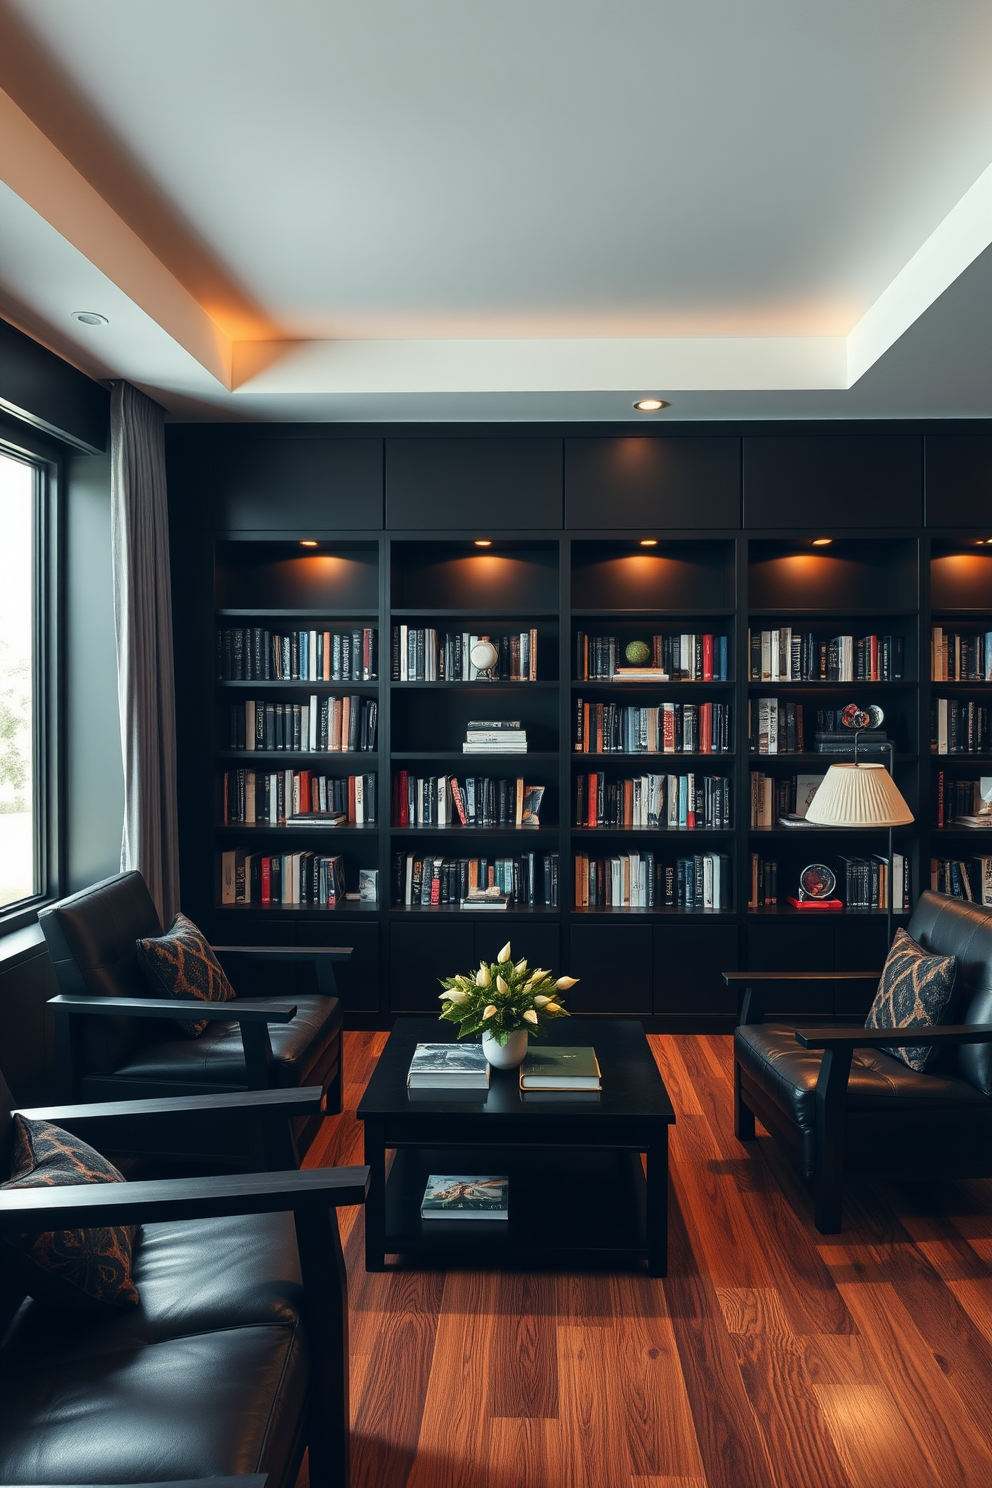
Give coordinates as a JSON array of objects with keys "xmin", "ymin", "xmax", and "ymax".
[{"xmin": 357, "ymin": 1016, "xmax": 675, "ymax": 1274}]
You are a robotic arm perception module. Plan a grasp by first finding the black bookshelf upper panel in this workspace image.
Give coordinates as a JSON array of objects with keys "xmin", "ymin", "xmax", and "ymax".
[
  {"xmin": 743, "ymin": 435, "xmax": 922, "ymax": 529},
  {"xmin": 571, "ymin": 540, "xmax": 736, "ymax": 610},
  {"xmin": 565, "ymin": 437, "xmax": 740, "ymax": 529},
  {"xmin": 215, "ymin": 541, "xmax": 378, "ymax": 610},
  {"xmin": 748, "ymin": 539, "xmax": 919, "ymax": 611},
  {"xmin": 926, "ymin": 436, "xmax": 992, "ymax": 528},
  {"xmin": 391, "ymin": 540, "xmax": 558, "ymax": 608},
  {"xmin": 931, "ymin": 545, "xmax": 992, "ymax": 610},
  {"xmin": 212, "ymin": 438, "xmax": 383, "ymax": 531},
  {"xmin": 386, "ymin": 439, "xmax": 562, "ymax": 529}
]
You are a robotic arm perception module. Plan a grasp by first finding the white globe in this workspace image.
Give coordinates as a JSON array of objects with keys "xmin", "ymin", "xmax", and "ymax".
[{"xmin": 470, "ymin": 640, "xmax": 499, "ymax": 671}]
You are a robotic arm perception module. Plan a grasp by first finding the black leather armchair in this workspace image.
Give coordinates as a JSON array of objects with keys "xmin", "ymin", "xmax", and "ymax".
[
  {"xmin": 0, "ymin": 1074, "xmax": 368, "ymax": 1488},
  {"xmin": 39, "ymin": 872, "xmax": 349, "ymax": 1163},
  {"xmin": 727, "ymin": 891, "xmax": 992, "ymax": 1232}
]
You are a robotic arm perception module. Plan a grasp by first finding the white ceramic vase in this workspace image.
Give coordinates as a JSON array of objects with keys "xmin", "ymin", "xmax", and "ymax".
[{"xmin": 481, "ymin": 1028, "xmax": 529, "ymax": 1069}]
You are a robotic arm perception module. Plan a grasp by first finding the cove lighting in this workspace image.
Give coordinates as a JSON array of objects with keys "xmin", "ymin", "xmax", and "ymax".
[
  {"xmin": 299, "ymin": 540, "xmax": 318, "ymax": 547},
  {"xmin": 639, "ymin": 539, "xmax": 659, "ymax": 547},
  {"xmin": 71, "ymin": 311, "xmax": 108, "ymax": 326},
  {"xmin": 474, "ymin": 539, "xmax": 492, "ymax": 547},
  {"xmin": 633, "ymin": 398, "xmax": 668, "ymax": 412},
  {"xmin": 811, "ymin": 537, "xmax": 833, "ymax": 546}
]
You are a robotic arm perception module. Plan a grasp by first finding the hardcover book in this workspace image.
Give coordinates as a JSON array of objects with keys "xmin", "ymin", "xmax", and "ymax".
[
  {"xmin": 407, "ymin": 1043, "xmax": 490, "ymax": 1088},
  {"xmin": 519, "ymin": 1046, "xmax": 601, "ymax": 1090},
  {"xmin": 420, "ymin": 1174, "xmax": 508, "ymax": 1219}
]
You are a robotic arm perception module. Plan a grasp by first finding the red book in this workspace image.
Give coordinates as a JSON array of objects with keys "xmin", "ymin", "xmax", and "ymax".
[
  {"xmin": 700, "ymin": 701, "xmax": 712, "ymax": 754},
  {"xmin": 702, "ymin": 634, "xmax": 714, "ymax": 681},
  {"xmin": 450, "ymin": 778, "xmax": 468, "ymax": 825},
  {"xmin": 787, "ymin": 896, "xmax": 843, "ymax": 911},
  {"xmin": 397, "ymin": 770, "xmax": 409, "ymax": 827},
  {"xmin": 261, "ymin": 856, "xmax": 272, "ymax": 905},
  {"xmin": 348, "ymin": 775, "xmax": 356, "ymax": 823}
]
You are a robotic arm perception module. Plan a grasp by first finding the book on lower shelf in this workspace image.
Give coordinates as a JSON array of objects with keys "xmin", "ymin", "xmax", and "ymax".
[
  {"xmin": 420, "ymin": 1174, "xmax": 509, "ymax": 1219},
  {"xmin": 519, "ymin": 1046, "xmax": 601, "ymax": 1090},
  {"xmin": 407, "ymin": 1044, "xmax": 490, "ymax": 1089},
  {"xmin": 461, "ymin": 891, "xmax": 510, "ymax": 910}
]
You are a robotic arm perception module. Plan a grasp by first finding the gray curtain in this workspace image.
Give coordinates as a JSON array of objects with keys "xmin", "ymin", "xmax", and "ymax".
[{"xmin": 110, "ymin": 381, "xmax": 180, "ymax": 924}]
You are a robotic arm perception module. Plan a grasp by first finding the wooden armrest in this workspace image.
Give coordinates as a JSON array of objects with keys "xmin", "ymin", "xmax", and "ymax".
[
  {"xmin": 14, "ymin": 1085, "xmax": 325, "ymax": 1127},
  {"xmin": 797, "ymin": 1024, "xmax": 992, "ymax": 1051},
  {"xmin": 723, "ymin": 971, "xmax": 881, "ymax": 983},
  {"xmin": 0, "ymin": 1164, "xmax": 370, "ymax": 1232},
  {"xmin": 48, "ymin": 994, "xmax": 296, "ymax": 1023}
]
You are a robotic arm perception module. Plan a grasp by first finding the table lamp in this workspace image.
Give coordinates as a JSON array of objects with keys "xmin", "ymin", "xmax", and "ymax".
[{"xmin": 805, "ymin": 755, "xmax": 914, "ymax": 945}]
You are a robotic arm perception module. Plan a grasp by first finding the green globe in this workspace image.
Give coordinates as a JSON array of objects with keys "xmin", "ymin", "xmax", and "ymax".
[{"xmin": 625, "ymin": 640, "xmax": 651, "ymax": 664}]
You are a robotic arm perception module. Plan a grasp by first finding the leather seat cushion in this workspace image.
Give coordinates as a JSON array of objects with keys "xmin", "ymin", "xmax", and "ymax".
[
  {"xmin": 0, "ymin": 1212, "xmax": 307, "ymax": 1484},
  {"xmin": 735, "ymin": 1022, "xmax": 991, "ymax": 1131},
  {"xmin": 110, "ymin": 994, "xmax": 342, "ymax": 1089}
]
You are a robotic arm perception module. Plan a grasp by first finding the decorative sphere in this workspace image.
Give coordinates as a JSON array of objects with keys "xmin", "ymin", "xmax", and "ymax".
[
  {"xmin": 471, "ymin": 640, "xmax": 499, "ymax": 671},
  {"xmin": 625, "ymin": 640, "xmax": 651, "ymax": 664}
]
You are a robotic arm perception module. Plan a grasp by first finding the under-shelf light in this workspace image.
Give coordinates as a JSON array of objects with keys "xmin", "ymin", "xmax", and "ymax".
[
  {"xmin": 811, "ymin": 537, "xmax": 833, "ymax": 546},
  {"xmin": 474, "ymin": 539, "xmax": 492, "ymax": 547},
  {"xmin": 639, "ymin": 538, "xmax": 659, "ymax": 547},
  {"xmin": 633, "ymin": 398, "xmax": 668, "ymax": 412},
  {"xmin": 299, "ymin": 540, "xmax": 318, "ymax": 547}
]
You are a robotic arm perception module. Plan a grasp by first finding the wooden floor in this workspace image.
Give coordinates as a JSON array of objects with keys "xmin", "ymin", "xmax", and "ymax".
[{"xmin": 306, "ymin": 1029, "xmax": 992, "ymax": 1488}]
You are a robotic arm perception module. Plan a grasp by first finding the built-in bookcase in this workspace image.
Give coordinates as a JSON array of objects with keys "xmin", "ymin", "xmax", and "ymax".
[{"xmin": 168, "ymin": 426, "xmax": 992, "ymax": 1026}]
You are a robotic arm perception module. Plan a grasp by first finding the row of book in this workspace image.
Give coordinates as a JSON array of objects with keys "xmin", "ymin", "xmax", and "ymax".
[
  {"xmin": 392, "ymin": 852, "xmax": 560, "ymax": 907},
  {"xmin": 576, "ymin": 632, "xmax": 730, "ymax": 681},
  {"xmin": 227, "ymin": 696, "xmax": 377, "ymax": 753},
  {"xmin": 575, "ymin": 772, "xmax": 732, "ymax": 830},
  {"xmin": 748, "ymin": 853, "xmax": 910, "ymax": 909},
  {"xmin": 931, "ymin": 856, "xmax": 992, "ymax": 905},
  {"xmin": 932, "ymin": 699, "xmax": 992, "ymax": 755},
  {"xmin": 747, "ymin": 629, "xmax": 904, "ymax": 682},
  {"xmin": 749, "ymin": 771, "xmax": 823, "ymax": 827},
  {"xmin": 748, "ymin": 700, "xmax": 891, "ymax": 755},
  {"xmin": 934, "ymin": 772, "xmax": 992, "ymax": 827},
  {"xmin": 217, "ymin": 627, "xmax": 377, "ymax": 682},
  {"xmin": 221, "ymin": 770, "xmax": 377, "ymax": 826},
  {"xmin": 931, "ymin": 628, "xmax": 992, "ymax": 681},
  {"xmin": 220, "ymin": 849, "xmax": 349, "ymax": 906},
  {"xmin": 574, "ymin": 851, "xmax": 732, "ymax": 909},
  {"xmin": 393, "ymin": 773, "xmax": 544, "ymax": 828},
  {"xmin": 390, "ymin": 627, "xmax": 538, "ymax": 681},
  {"xmin": 574, "ymin": 700, "xmax": 732, "ymax": 754}
]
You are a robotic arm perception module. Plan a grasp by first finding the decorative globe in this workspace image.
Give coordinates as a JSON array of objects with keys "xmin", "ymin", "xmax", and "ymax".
[
  {"xmin": 625, "ymin": 640, "xmax": 651, "ymax": 664},
  {"xmin": 470, "ymin": 640, "xmax": 499, "ymax": 672}
]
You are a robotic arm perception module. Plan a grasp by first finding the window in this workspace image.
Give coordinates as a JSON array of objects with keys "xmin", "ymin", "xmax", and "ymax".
[{"xmin": 0, "ymin": 446, "xmax": 49, "ymax": 915}]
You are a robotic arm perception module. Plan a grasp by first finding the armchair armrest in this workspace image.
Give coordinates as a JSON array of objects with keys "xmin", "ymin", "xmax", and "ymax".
[
  {"xmin": 797, "ymin": 1024, "xmax": 992, "ymax": 1051},
  {"xmin": 723, "ymin": 970, "xmax": 881, "ymax": 1025},
  {"xmin": 0, "ymin": 1163, "xmax": 369, "ymax": 1232},
  {"xmin": 47, "ymin": 994, "xmax": 296, "ymax": 1023},
  {"xmin": 21, "ymin": 1479, "xmax": 268, "ymax": 1488},
  {"xmin": 14, "ymin": 1085, "xmax": 325, "ymax": 1128},
  {"xmin": 212, "ymin": 945, "xmax": 351, "ymax": 999}
]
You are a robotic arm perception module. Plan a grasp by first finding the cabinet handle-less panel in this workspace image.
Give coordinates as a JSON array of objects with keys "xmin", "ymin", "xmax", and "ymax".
[
  {"xmin": 390, "ymin": 922, "xmax": 476, "ymax": 1012},
  {"xmin": 565, "ymin": 437, "xmax": 741, "ymax": 530},
  {"xmin": 653, "ymin": 925, "xmax": 739, "ymax": 1017},
  {"xmin": 386, "ymin": 439, "xmax": 563, "ymax": 530},
  {"xmin": 213, "ymin": 438, "xmax": 384, "ymax": 531},
  {"xmin": 568, "ymin": 923, "xmax": 653, "ymax": 1014},
  {"xmin": 744, "ymin": 435, "xmax": 922, "ymax": 529},
  {"xmin": 926, "ymin": 435, "xmax": 992, "ymax": 528}
]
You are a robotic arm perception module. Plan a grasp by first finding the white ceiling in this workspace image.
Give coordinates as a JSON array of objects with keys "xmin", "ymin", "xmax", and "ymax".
[{"xmin": 1, "ymin": 0, "xmax": 992, "ymax": 421}]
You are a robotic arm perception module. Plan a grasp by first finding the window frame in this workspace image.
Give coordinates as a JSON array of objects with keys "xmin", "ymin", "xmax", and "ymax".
[{"xmin": 0, "ymin": 419, "xmax": 63, "ymax": 931}]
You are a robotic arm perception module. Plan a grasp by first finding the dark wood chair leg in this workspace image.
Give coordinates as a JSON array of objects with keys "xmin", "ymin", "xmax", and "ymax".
[
  {"xmin": 326, "ymin": 1056, "xmax": 343, "ymax": 1117},
  {"xmin": 812, "ymin": 1045, "xmax": 853, "ymax": 1234},
  {"xmin": 295, "ymin": 1205, "xmax": 350, "ymax": 1488},
  {"xmin": 734, "ymin": 1060, "xmax": 756, "ymax": 1141}
]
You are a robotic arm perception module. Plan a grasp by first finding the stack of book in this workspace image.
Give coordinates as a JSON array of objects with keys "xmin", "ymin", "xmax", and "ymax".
[
  {"xmin": 462, "ymin": 721, "xmax": 527, "ymax": 754},
  {"xmin": 519, "ymin": 1046, "xmax": 602, "ymax": 1090},
  {"xmin": 420, "ymin": 1175, "xmax": 508, "ymax": 1220},
  {"xmin": 406, "ymin": 1043, "xmax": 490, "ymax": 1089}
]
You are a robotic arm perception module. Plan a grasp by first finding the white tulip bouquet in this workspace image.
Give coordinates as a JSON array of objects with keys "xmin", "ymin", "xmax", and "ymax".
[{"xmin": 438, "ymin": 941, "xmax": 578, "ymax": 1044}]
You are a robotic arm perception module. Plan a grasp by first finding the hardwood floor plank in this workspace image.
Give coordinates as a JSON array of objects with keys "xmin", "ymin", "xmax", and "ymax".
[
  {"xmin": 670, "ymin": 1158, "xmax": 778, "ymax": 1289},
  {"xmin": 731, "ymin": 1333, "xmax": 854, "ymax": 1488},
  {"xmin": 557, "ymin": 1325, "xmax": 643, "ymax": 1488},
  {"xmin": 610, "ymin": 1274, "xmax": 706, "ymax": 1479},
  {"xmin": 487, "ymin": 1272, "xmax": 559, "ymax": 1419},
  {"xmin": 630, "ymin": 1479, "xmax": 708, "ymax": 1488},
  {"xmin": 486, "ymin": 1419, "xmax": 565, "ymax": 1488},
  {"xmin": 715, "ymin": 1285, "xmax": 793, "ymax": 1340}
]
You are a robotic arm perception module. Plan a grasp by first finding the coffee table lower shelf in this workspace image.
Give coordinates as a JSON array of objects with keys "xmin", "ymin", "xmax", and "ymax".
[{"xmin": 375, "ymin": 1145, "xmax": 649, "ymax": 1270}]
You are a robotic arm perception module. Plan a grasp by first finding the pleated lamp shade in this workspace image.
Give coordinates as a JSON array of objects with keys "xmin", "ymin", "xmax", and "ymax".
[{"xmin": 805, "ymin": 762, "xmax": 914, "ymax": 827}]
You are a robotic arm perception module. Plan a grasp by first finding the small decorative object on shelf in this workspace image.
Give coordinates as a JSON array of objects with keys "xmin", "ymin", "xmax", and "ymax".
[
  {"xmin": 470, "ymin": 638, "xmax": 500, "ymax": 681},
  {"xmin": 788, "ymin": 862, "xmax": 843, "ymax": 910},
  {"xmin": 438, "ymin": 941, "xmax": 577, "ymax": 1069},
  {"xmin": 625, "ymin": 640, "xmax": 651, "ymax": 664}
]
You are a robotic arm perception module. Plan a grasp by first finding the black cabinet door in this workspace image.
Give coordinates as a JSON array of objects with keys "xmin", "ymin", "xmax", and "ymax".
[
  {"xmin": 476, "ymin": 923, "xmax": 560, "ymax": 977},
  {"xmin": 567, "ymin": 923, "xmax": 653, "ymax": 1014},
  {"xmin": 389, "ymin": 922, "xmax": 476, "ymax": 1012},
  {"xmin": 744, "ymin": 919, "xmax": 838, "ymax": 1015},
  {"xmin": 566, "ymin": 437, "xmax": 740, "ymax": 530},
  {"xmin": 653, "ymin": 925, "xmax": 739, "ymax": 1017},
  {"xmin": 297, "ymin": 920, "xmax": 381, "ymax": 1012},
  {"xmin": 386, "ymin": 439, "xmax": 563, "ymax": 530},
  {"xmin": 213, "ymin": 438, "xmax": 383, "ymax": 531},
  {"xmin": 926, "ymin": 435, "xmax": 992, "ymax": 527},
  {"xmin": 744, "ymin": 435, "xmax": 922, "ymax": 529}
]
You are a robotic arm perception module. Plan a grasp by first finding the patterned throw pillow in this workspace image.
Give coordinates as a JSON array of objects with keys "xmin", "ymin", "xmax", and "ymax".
[
  {"xmin": 0, "ymin": 1116, "xmax": 139, "ymax": 1312},
  {"xmin": 136, "ymin": 910, "xmax": 236, "ymax": 1036},
  {"xmin": 865, "ymin": 927, "xmax": 957, "ymax": 1072}
]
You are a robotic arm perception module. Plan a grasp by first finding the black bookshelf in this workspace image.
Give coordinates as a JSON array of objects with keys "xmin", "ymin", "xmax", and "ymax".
[{"xmin": 166, "ymin": 425, "xmax": 992, "ymax": 1028}]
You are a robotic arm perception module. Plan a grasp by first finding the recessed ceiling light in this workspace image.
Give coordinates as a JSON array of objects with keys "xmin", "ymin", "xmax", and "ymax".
[
  {"xmin": 474, "ymin": 539, "xmax": 492, "ymax": 547},
  {"xmin": 633, "ymin": 398, "xmax": 668, "ymax": 412},
  {"xmin": 299, "ymin": 539, "xmax": 318, "ymax": 547},
  {"xmin": 811, "ymin": 537, "xmax": 833, "ymax": 546},
  {"xmin": 71, "ymin": 311, "xmax": 108, "ymax": 326},
  {"xmin": 639, "ymin": 538, "xmax": 659, "ymax": 547}
]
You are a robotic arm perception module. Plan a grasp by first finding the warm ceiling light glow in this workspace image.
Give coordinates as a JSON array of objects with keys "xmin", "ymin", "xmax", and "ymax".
[
  {"xmin": 474, "ymin": 539, "xmax": 492, "ymax": 547},
  {"xmin": 633, "ymin": 398, "xmax": 668, "ymax": 412},
  {"xmin": 639, "ymin": 538, "xmax": 659, "ymax": 547},
  {"xmin": 71, "ymin": 311, "xmax": 108, "ymax": 326},
  {"xmin": 299, "ymin": 540, "xmax": 318, "ymax": 547},
  {"xmin": 811, "ymin": 537, "xmax": 833, "ymax": 546}
]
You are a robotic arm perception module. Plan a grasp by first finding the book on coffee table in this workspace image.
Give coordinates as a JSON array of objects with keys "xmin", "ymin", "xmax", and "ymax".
[
  {"xmin": 519, "ymin": 1046, "xmax": 601, "ymax": 1091},
  {"xmin": 407, "ymin": 1043, "xmax": 490, "ymax": 1089},
  {"xmin": 421, "ymin": 1174, "xmax": 508, "ymax": 1219}
]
